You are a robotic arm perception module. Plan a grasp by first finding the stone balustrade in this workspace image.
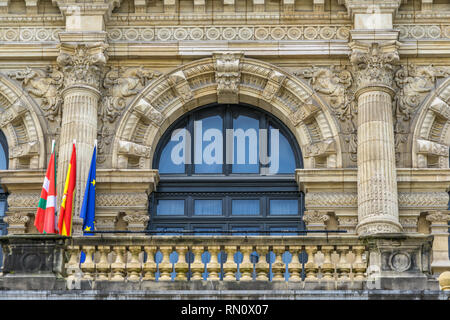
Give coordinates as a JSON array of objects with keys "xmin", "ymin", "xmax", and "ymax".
[{"xmin": 62, "ymin": 235, "xmax": 369, "ymax": 289}]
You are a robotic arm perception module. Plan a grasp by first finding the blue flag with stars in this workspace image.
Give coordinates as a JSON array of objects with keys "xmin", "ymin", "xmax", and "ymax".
[{"xmin": 80, "ymin": 144, "xmax": 96, "ymax": 236}]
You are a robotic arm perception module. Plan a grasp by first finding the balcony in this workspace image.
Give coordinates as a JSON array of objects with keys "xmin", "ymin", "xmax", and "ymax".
[{"xmin": 2, "ymin": 232, "xmax": 449, "ymax": 299}]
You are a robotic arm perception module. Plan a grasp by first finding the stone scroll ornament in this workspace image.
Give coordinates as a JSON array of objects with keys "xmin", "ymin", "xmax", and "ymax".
[
  {"xmin": 8, "ymin": 67, "xmax": 64, "ymax": 122},
  {"xmin": 393, "ymin": 64, "xmax": 450, "ymax": 158},
  {"xmin": 295, "ymin": 66, "xmax": 358, "ymax": 162},
  {"xmin": 97, "ymin": 67, "xmax": 161, "ymax": 164}
]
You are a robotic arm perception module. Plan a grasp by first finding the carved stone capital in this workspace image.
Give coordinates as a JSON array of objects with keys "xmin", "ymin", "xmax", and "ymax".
[
  {"xmin": 123, "ymin": 211, "xmax": 150, "ymax": 231},
  {"xmin": 213, "ymin": 52, "xmax": 243, "ymax": 104},
  {"xmin": 4, "ymin": 213, "xmax": 30, "ymax": 234},
  {"xmin": 303, "ymin": 210, "xmax": 329, "ymax": 230},
  {"xmin": 57, "ymin": 42, "xmax": 108, "ymax": 91},
  {"xmin": 426, "ymin": 211, "xmax": 450, "ymax": 224},
  {"xmin": 350, "ymin": 41, "xmax": 399, "ymax": 94}
]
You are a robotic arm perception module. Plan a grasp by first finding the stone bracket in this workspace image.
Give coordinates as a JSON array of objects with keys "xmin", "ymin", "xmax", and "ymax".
[{"xmin": 213, "ymin": 52, "xmax": 243, "ymax": 104}]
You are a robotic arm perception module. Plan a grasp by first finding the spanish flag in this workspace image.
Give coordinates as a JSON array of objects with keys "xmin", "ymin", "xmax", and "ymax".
[
  {"xmin": 58, "ymin": 141, "xmax": 76, "ymax": 236},
  {"xmin": 35, "ymin": 140, "xmax": 57, "ymax": 234}
]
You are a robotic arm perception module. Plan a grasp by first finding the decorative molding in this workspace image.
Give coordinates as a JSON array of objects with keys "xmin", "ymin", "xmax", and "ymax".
[
  {"xmin": 398, "ymin": 192, "xmax": 449, "ymax": 209},
  {"xmin": 305, "ymin": 192, "xmax": 358, "ymax": 208},
  {"xmin": 96, "ymin": 192, "xmax": 148, "ymax": 208},
  {"xmin": 0, "ymin": 27, "xmax": 64, "ymax": 42},
  {"xmin": 396, "ymin": 25, "xmax": 450, "ymax": 40},
  {"xmin": 107, "ymin": 25, "xmax": 352, "ymax": 42}
]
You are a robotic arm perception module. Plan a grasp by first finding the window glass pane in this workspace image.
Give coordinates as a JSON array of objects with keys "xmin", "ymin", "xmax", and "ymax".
[
  {"xmin": 232, "ymin": 199, "xmax": 260, "ymax": 215},
  {"xmin": 269, "ymin": 199, "xmax": 298, "ymax": 215},
  {"xmin": 156, "ymin": 200, "xmax": 185, "ymax": 216},
  {"xmin": 232, "ymin": 115, "xmax": 259, "ymax": 173},
  {"xmin": 194, "ymin": 199, "xmax": 222, "ymax": 216},
  {"xmin": 158, "ymin": 126, "xmax": 188, "ymax": 174},
  {"xmin": 195, "ymin": 115, "xmax": 223, "ymax": 173},
  {"xmin": 231, "ymin": 226, "xmax": 260, "ymax": 236},
  {"xmin": 0, "ymin": 148, "xmax": 6, "ymax": 170},
  {"xmin": 269, "ymin": 226, "xmax": 298, "ymax": 236},
  {"xmin": 0, "ymin": 200, "xmax": 5, "ymax": 217},
  {"xmin": 269, "ymin": 125, "xmax": 296, "ymax": 174}
]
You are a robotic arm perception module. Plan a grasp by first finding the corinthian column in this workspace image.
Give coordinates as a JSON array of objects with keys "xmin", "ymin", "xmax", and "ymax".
[
  {"xmin": 56, "ymin": 41, "xmax": 107, "ymax": 234},
  {"xmin": 350, "ymin": 41, "xmax": 403, "ymax": 235}
]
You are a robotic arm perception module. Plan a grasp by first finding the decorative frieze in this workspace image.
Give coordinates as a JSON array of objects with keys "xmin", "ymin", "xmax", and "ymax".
[
  {"xmin": 107, "ymin": 25, "xmax": 352, "ymax": 42},
  {"xmin": 305, "ymin": 192, "xmax": 358, "ymax": 208}
]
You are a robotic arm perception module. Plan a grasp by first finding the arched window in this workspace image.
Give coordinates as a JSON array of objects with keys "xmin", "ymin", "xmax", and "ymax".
[
  {"xmin": 149, "ymin": 104, "xmax": 305, "ymax": 235},
  {"xmin": 0, "ymin": 130, "xmax": 8, "ymax": 270}
]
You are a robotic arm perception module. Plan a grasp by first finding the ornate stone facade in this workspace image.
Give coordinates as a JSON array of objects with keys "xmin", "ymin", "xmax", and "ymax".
[{"xmin": 0, "ymin": 0, "xmax": 449, "ymax": 296}]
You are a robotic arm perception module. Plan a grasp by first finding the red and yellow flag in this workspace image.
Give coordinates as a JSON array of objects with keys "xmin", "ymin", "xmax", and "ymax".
[
  {"xmin": 35, "ymin": 142, "xmax": 57, "ymax": 234},
  {"xmin": 57, "ymin": 142, "xmax": 76, "ymax": 236}
]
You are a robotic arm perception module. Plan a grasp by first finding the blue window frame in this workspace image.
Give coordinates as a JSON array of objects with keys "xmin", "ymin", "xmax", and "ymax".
[{"xmin": 150, "ymin": 104, "xmax": 304, "ymax": 235}]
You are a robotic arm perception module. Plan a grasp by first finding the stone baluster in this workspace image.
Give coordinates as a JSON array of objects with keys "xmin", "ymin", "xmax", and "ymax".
[
  {"xmin": 190, "ymin": 246, "xmax": 205, "ymax": 281},
  {"xmin": 206, "ymin": 246, "xmax": 221, "ymax": 281},
  {"xmin": 350, "ymin": 41, "xmax": 403, "ymax": 236},
  {"xmin": 320, "ymin": 245, "xmax": 335, "ymax": 281},
  {"xmin": 336, "ymin": 246, "xmax": 351, "ymax": 280},
  {"xmin": 96, "ymin": 246, "xmax": 111, "ymax": 281},
  {"xmin": 175, "ymin": 246, "xmax": 189, "ymax": 281},
  {"xmin": 65, "ymin": 245, "xmax": 81, "ymax": 277},
  {"xmin": 255, "ymin": 246, "xmax": 269, "ymax": 281},
  {"xmin": 288, "ymin": 246, "xmax": 303, "ymax": 282},
  {"xmin": 56, "ymin": 41, "xmax": 108, "ymax": 235},
  {"xmin": 126, "ymin": 246, "xmax": 142, "ymax": 282},
  {"xmin": 111, "ymin": 246, "xmax": 126, "ymax": 281},
  {"xmin": 304, "ymin": 246, "xmax": 318, "ymax": 280},
  {"xmin": 159, "ymin": 246, "xmax": 173, "ymax": 281},
  {"xmin": 222, "ymin": 246, "xmax": 237, "ymax": 281},
  {"xmin": 80, "ymin": 246, "xmax": 96, "ymax": 280},
  {"xmin": 272, "ymin": 246, "xmax": 286, "ymax": 281},
  {"xmin": 352, "ymin": 246, "xmax": 367, "ymax": 281},
  {"xmin": 143, "ymin": 246, "xmax": 157, "ymax": 281},
  {"xmin": 239, "ymin": 246, "xmax": 254, "ymax": 281}
]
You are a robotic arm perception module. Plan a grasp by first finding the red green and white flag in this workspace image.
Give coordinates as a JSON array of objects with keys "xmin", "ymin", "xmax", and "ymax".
[{"xmin": 34, "ymin": 141, "xmax": 57, "ymax": 234}]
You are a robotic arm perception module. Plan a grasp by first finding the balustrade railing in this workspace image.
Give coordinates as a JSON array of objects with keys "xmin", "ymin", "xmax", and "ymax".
[{"xmin": 64, "ymin": 235, "xmax": 368, "ymax": 284}]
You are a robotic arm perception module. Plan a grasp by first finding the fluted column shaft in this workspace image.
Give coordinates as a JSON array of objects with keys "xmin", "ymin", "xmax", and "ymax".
[
  {"xmin": 355, "ymin": 88, "xmax": 402, "ymax": 235},
  {"xmin": 58, "ymin": 86, "xmax": 100, "ymax": 228}
]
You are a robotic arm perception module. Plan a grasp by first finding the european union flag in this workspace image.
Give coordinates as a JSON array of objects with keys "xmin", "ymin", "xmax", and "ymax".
[{"xmin": 80, "ymin": 144, "xmax": 96, "ymax": 236}]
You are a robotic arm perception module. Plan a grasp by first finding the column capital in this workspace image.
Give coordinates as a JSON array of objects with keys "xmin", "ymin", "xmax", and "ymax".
[
  {"xmin": 349, "ymin": 40, "xmax": 399, "ymax": 95},
  {"xmin": 57, "ymin": 41, "xmax": 108, "ymax": 91}
]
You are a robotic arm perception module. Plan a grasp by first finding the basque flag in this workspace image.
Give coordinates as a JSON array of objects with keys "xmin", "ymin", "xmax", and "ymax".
[
  {"xmin": 35, "ymin": 140, "xmax": 57, "ymax": 234},
  {"xmin": 80, "ymin": 143, "xmax": 96, "ymax": 235}
]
